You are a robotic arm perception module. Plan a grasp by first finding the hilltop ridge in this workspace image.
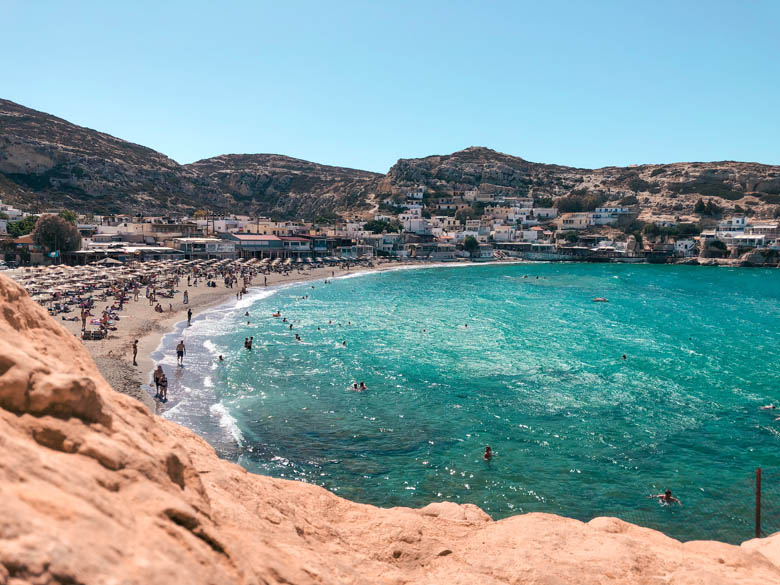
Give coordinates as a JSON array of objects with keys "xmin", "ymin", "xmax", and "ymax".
[{"xmin": 2, "ymin": 98, "xmax": 780, "ymax": 219}]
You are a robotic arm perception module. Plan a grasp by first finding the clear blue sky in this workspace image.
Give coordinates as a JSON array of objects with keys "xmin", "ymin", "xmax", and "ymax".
[{"xmin": 4, "ymin": 0, "xmax": 779, "ymax": 172}]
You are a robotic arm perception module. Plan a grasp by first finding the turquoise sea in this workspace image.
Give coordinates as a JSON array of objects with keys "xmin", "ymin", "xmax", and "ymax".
[{"xmin": 153, "ymin": 263, "xmax": 780, "ymax": 543}]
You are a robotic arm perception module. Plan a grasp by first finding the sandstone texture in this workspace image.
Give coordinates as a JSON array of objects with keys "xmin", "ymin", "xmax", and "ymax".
[{"xmin": 1, "ymin": 274, "xmax": 780, "ymax": 584}]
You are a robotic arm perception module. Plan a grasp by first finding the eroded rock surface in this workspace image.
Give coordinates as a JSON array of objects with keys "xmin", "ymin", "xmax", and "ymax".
[{"xmin": 0, "ymin": 273, "xmax": 779, "ymax": 585}]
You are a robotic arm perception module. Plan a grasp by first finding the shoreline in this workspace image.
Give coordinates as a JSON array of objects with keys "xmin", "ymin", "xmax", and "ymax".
[
  {"xmin": 22, "ymin": 254, "xmax": 767, "ymax": 412},
  {"xmin": 51, "ymin": 259, "xmax": 462, "ymax": 411}
]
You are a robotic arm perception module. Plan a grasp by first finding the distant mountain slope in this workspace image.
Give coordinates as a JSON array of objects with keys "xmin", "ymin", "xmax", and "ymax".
[
  {"xmin": 186, "ymin": 154, "xmax": 380, "ymax": 219},
  {"xmin": 1, "ymin": 99, "xmax": 779, "ymax": 219},
  {"xmin": 384, "ymin": 147, "xmax": 780, "ymax": 218},
  {"xmin": 0, "ymin": 99, "xmax": 378, "ymax": 217}
]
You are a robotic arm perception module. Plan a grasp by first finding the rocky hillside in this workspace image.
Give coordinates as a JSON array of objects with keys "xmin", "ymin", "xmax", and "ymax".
[
  {"xmin": 2, "ymin": 98, "xmax": 780, "ymax": 220},
  {"xmin": 0, "ymin": 99, "xmax": 378, "ymax": 218},
  {"xmin": 1, "ymin": 272, "xmax": 780, "ymax": 584},
  {"xmin": 384, "ymin": 147, "xmax": 780, "ymax": 219},
  {"xmin": 188, "ymin": 154, "xmax": 378, "ymax": 219}
]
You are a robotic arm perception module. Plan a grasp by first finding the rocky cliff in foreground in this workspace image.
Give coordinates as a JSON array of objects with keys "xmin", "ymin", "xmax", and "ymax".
[{"xmin": 1, "ymin": 280, "xmax": 780, "ymax": 585}]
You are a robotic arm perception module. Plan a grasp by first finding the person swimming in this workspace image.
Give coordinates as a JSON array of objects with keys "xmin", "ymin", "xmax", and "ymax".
[
  {"xmin": 352, "ymin": 383, "xmax": 359, "ymax": 391},
  {"xmin": 650, "ymin": 489, "xmax": 681, "ymax": 505},
  {"xmin": 218, "ymin": 355, "xmax": 224, "ymax": 362},
  {"xmin": 483, "ymin": 446, "xmax": 493, "ymax": 460},
  {"xmin": 359, "ymin": 382, "xmax": 367, "ymax": 391}
]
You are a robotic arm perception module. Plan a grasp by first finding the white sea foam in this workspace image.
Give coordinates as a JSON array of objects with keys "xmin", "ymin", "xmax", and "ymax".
[{"xmin": 210, "ymin": 402, "xmax": 244, "ymax": 445}]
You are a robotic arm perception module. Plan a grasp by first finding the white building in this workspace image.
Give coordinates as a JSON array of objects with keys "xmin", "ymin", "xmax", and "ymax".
[
  {"xmin": 717, "ymin": 217, "xmax": 747, "ymax": 232},
  {"xmin": 407, "ymin": 185, "xmax": 426, "ymax": 200},
  {"xmin": 674, "ymin": 239, "xmax": 697, "ymax": 257}
]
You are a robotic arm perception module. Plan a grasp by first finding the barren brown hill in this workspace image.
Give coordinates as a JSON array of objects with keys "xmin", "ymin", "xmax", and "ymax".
[
  {"xmin": 2, "ymin": 98, "xmax": 780, "ymax": 220},
  {"xmin": 384, "ymin": 147, "xmax": 780, "ymax": 218},
  {"xmin": 1, "ymin": 272, "xmax": 780, "ymax": 585}
]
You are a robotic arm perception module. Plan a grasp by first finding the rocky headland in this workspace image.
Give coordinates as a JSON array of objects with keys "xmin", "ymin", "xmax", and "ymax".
[{"xmin": 1, "ymin": 272, "xmax": 780, "ymax": 585}]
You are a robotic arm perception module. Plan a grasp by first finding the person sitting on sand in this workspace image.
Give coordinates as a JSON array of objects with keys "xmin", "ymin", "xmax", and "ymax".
[
  {"xmin": 650, "ymin": 490, "xmax": 681, "ymax": 505},
  {"xmin": 483, "ymin": 446, "xmax": 493, "ymax": 461}
]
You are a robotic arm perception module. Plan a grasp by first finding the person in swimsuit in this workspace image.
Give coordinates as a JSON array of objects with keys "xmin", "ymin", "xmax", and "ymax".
[
  {"xmin": 132, "ymin": 339, "xmax": 138, "ymax": 366},
  {"xmin": 176, "ymin": 340, "xmax": 186, "ymax": 365},
  {"xmin": 153, "ymin": 365, "xmax": 164, "ymax": 397},
  {"xmin": 359, "ymin": 382, "xmax": 367, "ymax": 391},
  {"xmin": 650, "ymin": 490, "xmax": 681, "ymax": 505},
  {"xmin": 158, "ymin": 373, "xmax": 168, "ymax": 401},
  {"xmin": 483, "ymin": 446, "xmax": 493, "ymax": 460}
]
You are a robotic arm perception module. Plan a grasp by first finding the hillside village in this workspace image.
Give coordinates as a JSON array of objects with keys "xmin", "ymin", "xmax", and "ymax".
[{"xmin": 2, "ymin": 179, "xmax": 779, "ymax": 268}]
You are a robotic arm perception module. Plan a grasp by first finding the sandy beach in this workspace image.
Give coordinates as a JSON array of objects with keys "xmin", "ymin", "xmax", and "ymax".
[{"xmin": 44, "ymin": 260, "xmax": 416, "ymax": 410}]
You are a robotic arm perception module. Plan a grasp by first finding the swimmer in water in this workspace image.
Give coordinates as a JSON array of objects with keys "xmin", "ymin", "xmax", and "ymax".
[
  {"xmin": 342, "ymin": 341, "xmax": 347, "ymax": 346},
  {"xmin": 352, "ymin": 383, "xmax": 359, "ymax": 391},
  {"xmin": 760, "ymin": 405, "xmax": 776, "ymax": 410},
  {"xmin": 218, "ymin": 355, "xmax": 224, "ymax": 362},
  {"xmin": 483, "ymin": 446, "xmax": 493, "ymax": 460},
  {"xmin": 649, "ymin": 490, "xmax": 681, "ymax": 505},
  {"xmin": 359, "ymin": 382, "xmax": 367, "ymax": 391},
  {"xmin": 622, "ymin": 354, "xmax": 627, "ymax": 360}
]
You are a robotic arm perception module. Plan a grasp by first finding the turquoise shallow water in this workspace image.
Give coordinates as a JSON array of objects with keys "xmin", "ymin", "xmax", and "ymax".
[{"xmin": 155, "ymin": 263, "xmax": 780, "ymax": 543}]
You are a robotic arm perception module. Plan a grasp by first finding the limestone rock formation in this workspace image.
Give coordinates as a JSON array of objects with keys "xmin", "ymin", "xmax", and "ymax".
[{"xmin": 1, "ymin": 281, "xmax": 780, "ymax": 583}]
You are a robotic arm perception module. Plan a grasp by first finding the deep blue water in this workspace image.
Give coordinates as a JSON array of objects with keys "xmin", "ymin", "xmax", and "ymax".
[{"xmin": 153, "ymin": 263, "xmax": 780, "ymax": 543}]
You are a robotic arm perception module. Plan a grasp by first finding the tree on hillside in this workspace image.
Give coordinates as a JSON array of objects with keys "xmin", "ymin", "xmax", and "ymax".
[
  {"xmin": 463, "ymin": 235, "xmax": 479, "ymax": 257},
  {"xmin": 8, "ymin": 216, "xmax": 38, "ymax": 238},
  {"xmin": 455, "ymin": 207, "xmax": 478, "ymax": 222},
  {"xmin": 363, "ymin": 220, "xmax": 401, "ymax": 234},
  {"xmin": 193, "ymin": 209, "xmax": 208, "ymax": 219},
  {"xmin": 534, "ymin": 196, "xmax": 554, "ymax": 208},
  {"xmin": 694, "ymin": 199, "xmax": 706, "ymax": 214},
  {"xmin": 32, "ymin": 214, "xmax": 81, "ymax": 253},
  {"xmin": 58, "ymin": 210, "xmax": 78, "ymax": 224}
]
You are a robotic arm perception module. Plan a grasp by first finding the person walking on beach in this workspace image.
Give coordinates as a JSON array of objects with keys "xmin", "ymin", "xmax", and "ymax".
[
  {"xmin": 187, "ymin": 308, "xmax": 192, "ymax": 326},
  {"xmin": 158, "ymin": 372, "xmax": 168, "ymax": 401},
  {"xmin": 153, "ymin": 365, "xmax": 164, "ymax": 397},
  {"xmin": 183, "ymin": 290, "xmax": 189, "ymax": 304},
  {"xmin": 176, "ymin": 340, "xmax": 186, "ymax": 366},
  {"xmin": 81, "ymin": 307, "xmax": 87, "ymax": 331},
  {"xmin": 132, "ymin": 339, "xmax": 138, "ymax": 366}
]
